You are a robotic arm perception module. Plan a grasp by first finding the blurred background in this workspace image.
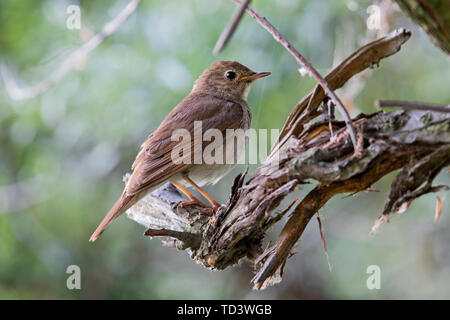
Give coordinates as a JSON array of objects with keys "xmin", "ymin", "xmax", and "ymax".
[{"xmin": 0, "ymin": 0, "xmax": 449, "ymax": 299}]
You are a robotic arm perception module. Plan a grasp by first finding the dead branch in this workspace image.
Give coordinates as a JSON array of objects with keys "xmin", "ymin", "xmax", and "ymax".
[
  {"xmin": 213, "ymin": 0, "xmax": 251, "ymax": 55},
  {"xmin": 231, "ymin": 0, "xmax": 358, "ymax": 150},
  {"xmin": 252, "ymin": 111, "xmax": 449, "ymax": 288},
  {"xmin": 128, "ymin": 108, "xmax": 449, "ymax": 289},
  {"xmin": 272, "ymin": 28, "xmax": 411, "ymax": 157},
  {"xmin": 375, "ymin": 100, "xmax": 450, "ymax": 113},
  {"xmin": 0, "ymin": 0, "xmax": 140, "ymax": 101},
  {"xmin": 125, "ymin": 29, "xmax": 449, "ymax": 289}
]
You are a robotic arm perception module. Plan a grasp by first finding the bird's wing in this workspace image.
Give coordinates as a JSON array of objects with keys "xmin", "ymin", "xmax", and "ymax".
[
  {"xmin": 89, "ymin": 93, "xmax": 246, "ymax": 242},
  {"xmin": 125, "ymin": 92, "xmax": 245, "ymax": 196}
]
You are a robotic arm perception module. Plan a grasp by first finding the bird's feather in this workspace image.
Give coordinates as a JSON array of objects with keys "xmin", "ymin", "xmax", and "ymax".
[
  {"xmin": 125, "ymin": 92, "xmax": 245, "ymax": 196},
  {"xmin": 89, "ymin": 92, "xmax": 245, "ymax": 241}
]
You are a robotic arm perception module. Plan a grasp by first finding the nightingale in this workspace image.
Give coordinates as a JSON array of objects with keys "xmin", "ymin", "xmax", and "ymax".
[{"xmin": 89, "ymin": 61, "xmax": 270, "ymax": 242}]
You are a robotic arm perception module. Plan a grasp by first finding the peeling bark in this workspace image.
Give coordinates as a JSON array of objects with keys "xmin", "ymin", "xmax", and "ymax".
[{"xmin": 125, "ymin": 29, "xmax": 449, "ymax": 289}]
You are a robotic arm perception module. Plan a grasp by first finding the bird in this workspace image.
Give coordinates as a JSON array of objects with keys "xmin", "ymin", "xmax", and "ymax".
[{"xmin": 89, "ymin": 61, "xmax": 270, "ymax": 242}]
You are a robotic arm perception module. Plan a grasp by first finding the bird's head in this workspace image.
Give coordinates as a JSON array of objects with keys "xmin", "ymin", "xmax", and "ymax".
[{"xmin": 192, "ymin": 61, "xmax": 271, "ymax": 101}]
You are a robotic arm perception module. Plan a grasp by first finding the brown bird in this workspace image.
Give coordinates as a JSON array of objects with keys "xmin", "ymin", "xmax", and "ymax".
[{"xmin": 89, "ymin": 61, "xmax": 270, "ymax": 242}]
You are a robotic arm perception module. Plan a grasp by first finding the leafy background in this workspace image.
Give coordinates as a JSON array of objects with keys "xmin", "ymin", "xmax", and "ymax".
[{"xmin": 0, "ymin": 0, "xmax": 449, "ymax": 299}]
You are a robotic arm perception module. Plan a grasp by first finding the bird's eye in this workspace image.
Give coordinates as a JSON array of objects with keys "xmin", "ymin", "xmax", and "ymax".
[{"xmin": 225, "ymin": 70, "xmax": 236, "ymax": 80}]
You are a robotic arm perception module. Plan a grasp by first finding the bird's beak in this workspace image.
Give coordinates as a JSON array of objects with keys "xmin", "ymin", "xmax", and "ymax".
[{"xmin": 239, "ymin": 71, "xmax": 271, "ymax": 82}]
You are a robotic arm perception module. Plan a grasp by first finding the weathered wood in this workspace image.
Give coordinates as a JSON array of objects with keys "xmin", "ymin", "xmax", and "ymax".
[
  {"xmin": 125, "ymin": 29, "xmax": 449, "ymax": 289},
  {"xmin": 127, "ymin": 108, "xmax": 449, "ymax": 289}
]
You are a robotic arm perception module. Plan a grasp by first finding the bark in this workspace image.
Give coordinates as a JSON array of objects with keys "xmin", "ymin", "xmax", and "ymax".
[
  {"xmin": 125, "ymin": 29, "xmax": 449, "ymax": 289},
  {"xmin": 395, "ymin": 0, "xmax": 450, "ymax": 55}
]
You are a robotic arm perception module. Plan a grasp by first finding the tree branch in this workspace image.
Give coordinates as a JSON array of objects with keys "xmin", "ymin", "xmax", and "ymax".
[
  {"xmin": 231, "ymin": 0, "xmax": 358, "ymax": 150},
  {"xmin": 124, "ymin": 29, "xmax": 449, "ymax": 289},
  {"xmin": 213, "ymin": 0, "xmax": 251, "ymax": 55},
  {"xmin": 375, "ymin": 100, "xmax": 450, "ymax": 113},
  {"xmin": 0, "ymin": 0, "xmax": 140, "ymax": 101},
  {"xmin": 128, "ymin": 108, "xmax": 449, "ymax": 289},
  {"xmin": 272, "ymin": 28, "xmax": 411, "ymax": 157}
]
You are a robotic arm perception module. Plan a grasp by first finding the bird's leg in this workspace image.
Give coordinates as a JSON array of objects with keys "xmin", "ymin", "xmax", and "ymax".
[
  {"xmin": 182, "ymin": 174, "xmax": 221, "ymax": 212},
  {"xmin": 171, "ymin": 181, "xmax": 210, "ymax": 210}
]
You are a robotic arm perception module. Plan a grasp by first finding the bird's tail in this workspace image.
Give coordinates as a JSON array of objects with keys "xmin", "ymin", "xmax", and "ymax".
[{"xmin": 89, "ymin": 192, "xmax": 135, "ymax": 242}]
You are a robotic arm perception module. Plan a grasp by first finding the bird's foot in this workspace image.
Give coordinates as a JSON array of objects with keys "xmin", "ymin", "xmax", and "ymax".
[
  {"xmin": 177, "ymin": 198, "xmax": 209, "ymax": 211},
  {"xmin": 181, "ymin": 174, "xmax": 222, "ymax": 212},
  {"xmin": 177, "ymin": 197, "xmax": 221, "ymax": 215},
  {"xmin": 172, "ymin": 178, "xmax": 222, "ymax": 216}
]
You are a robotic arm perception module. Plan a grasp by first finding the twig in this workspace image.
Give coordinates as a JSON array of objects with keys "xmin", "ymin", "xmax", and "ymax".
[
  {"xmin": 0, "ymin": 0, "xmax": 140, "ymax": 101},
  {"xmin": 127, "ymin": 107, "xmax": 448, "ymax": 289},
  {"xmin": 434, "ymin": 196, "xmax": 442, "ymax": 222},
  {"xmin": 281, "ymin": 28, "xmax": 411, "ymax": 140},
  {"xmin": 232, "ymin": 0, "xmax": 358, "ymax": 150},
  {"xmin": 252, "ymin": 107, "xmax": 449, "ymax": 289},
  {"xmin": 213, "ymin": 0, "xmax": 251, "ymax": 55},
  {"xmin": 144, "ymin": 228, "xmax": 202, "ymax": 251},
  {"xmin": 370, "ymin": 215, "xmax": 388, "ymax": 236},
  {"xmin": 254, "ymin": 148, "xmax": 419, "ymax": 289},
  {"xmin": 317, "ymin": 215, "xmax": 332, "ymax": 272},
  {"xmin": 269, "ymin": 29, "xmax": 411, "ymax": 158},
  {"xmin": 375, "ymin": 100, "xmax": 450, "ymax": 113}
]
